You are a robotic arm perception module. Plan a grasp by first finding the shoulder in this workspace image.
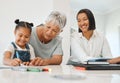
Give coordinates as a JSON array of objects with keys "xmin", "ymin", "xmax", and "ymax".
[
  {"xmin": 31, "ymin": 26, "xmax": 43, "ymax": 34},
  {"xmin": 71, "ymin": 31, "xmax": 82, "ymax": 41},
  {"xmin": 4, "ymin": 42, "xmax": 14, "ymax": 52},
  {"xmin": 31, "ymin": 26, "xmax": 44, "ymax": 36},
  {"xmin": 27, "ymin": 44, "xmax": 35, "ymax": 52},
  {"xmin": 9, "ymin": 42, "xmax": 15, "ymax": 49},
  {"xmin": 36, "ymin": 25, "xmax": 45, "ymax": 31},
  {"xmin": 27, "ymin": 44, "xmax": 34, "ymax": 49},
  {"xmin": 71, "ymin": 31, "xmax": 81, "ymax": 37},
  {"xmin": 50, "ymin": 36, "xmax": 62, "ymax": 45},
  {"xmin": 93, "ymin": 30, "xmax": 108, "ymax": 43},
  {"xmin": 54, "ymin": 36, "xmax": 63, "ymax": 44},
  {"xmin": 94, "ymin": 30, "xmax": 106, "ymax": 38},
  {"xmin": 55, "ymin": 36, "xmax": 62, "ymax": 41}
]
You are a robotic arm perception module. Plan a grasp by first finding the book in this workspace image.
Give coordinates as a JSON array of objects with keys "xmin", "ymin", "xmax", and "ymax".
[{"xmin": 83, "ymin": 58, "xmax": 111, "ymax": 65}]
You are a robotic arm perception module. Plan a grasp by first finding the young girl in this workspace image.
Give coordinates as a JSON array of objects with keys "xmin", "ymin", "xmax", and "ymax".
[{"xmin": 3, "ymin": 19, "xmax": 35, "ymax": 66}]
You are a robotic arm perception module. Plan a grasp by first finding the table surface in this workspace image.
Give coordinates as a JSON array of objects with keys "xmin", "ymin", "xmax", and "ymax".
[{"xmin": 0, "ymin": 65, "xmax": 120, "ymax": 83}]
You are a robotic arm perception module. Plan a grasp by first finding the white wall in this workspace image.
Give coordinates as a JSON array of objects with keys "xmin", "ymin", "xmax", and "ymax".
[
  {"xmin": 105, "ymin": 9, "xmax": 120, "ymax": 57},
  {"xmin": 0, "ymin": 0, "xmax": 53, "ymax": 63},
  {"xmin": 53, "ymin": 0, "xmax": 70, "ymax": 64},
  {"xmin": 94, "ymin": 13, "xmax": 106, "ymax": 34},
  {"xmin": 70, "ymin": 10, "xmax": 78, "ymax": 31}
]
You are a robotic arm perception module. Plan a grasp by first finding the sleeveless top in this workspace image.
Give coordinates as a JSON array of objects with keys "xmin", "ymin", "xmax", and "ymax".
[{"xmin": 11, "ymin": 42, "xmax": 31, "ymax": 62}]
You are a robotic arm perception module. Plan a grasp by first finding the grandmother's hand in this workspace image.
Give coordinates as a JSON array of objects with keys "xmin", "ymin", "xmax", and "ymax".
[{"xmin": 29, "ymin": 57, "xmax": 49, "ymax": 66}]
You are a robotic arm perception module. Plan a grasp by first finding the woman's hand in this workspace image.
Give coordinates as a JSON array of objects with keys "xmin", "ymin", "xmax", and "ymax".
[
  {"xmin": 107, "ymin": 57, "xmax": 120, "ymax": 64},
  {"xmin": 29, "ymin": 57, "xmax": 48, "ymax": 66}
]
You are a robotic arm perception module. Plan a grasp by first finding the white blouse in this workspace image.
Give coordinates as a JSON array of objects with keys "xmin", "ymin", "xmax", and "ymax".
[{"xmin": 69, "ymin": 30, "xmax": 112, "ymax": 63}]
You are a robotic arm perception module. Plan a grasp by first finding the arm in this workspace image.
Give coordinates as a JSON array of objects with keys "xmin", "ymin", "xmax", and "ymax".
[
  {"xmin": 29, "ymin": 55, "xmax": 62, "ymax": 66},
  {"xmin": 70, "ymin": 36, "xmax": 93, "ymax": 63},
  {"xmin": 107, "ymin": 57, "xmax": 120, "ymax": 64},
  {"xmin": 43, "ymin": 55, "xmax": 62, "ymax": 65},
  {"xmin": 102, "ymin": 36, "xmax": 112, "ymax": 58},
  {"xmin": 3, "ymin": 51, "xmax": 21, "ymax": 66},
  {"xmin": 29, "ymin": 39, "xmax": 63, "ymax": 66},
  {"xmin": 48, "ymin": 40, "xmax": 63, "ymax": 65}
]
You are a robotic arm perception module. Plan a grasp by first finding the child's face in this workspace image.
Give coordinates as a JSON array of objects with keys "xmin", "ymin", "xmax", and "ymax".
[{"xmin": 14, "ymin": 27, "xmax": 31, "ymax": 48}]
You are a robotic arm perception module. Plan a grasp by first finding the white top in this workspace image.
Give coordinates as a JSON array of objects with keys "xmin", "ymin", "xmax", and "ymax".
[
  {"xmin": 29, "ymin": 27, "xmax": 63, "ymax": 59},
  {"xmin": 68, "ymin": 30, "xmax": 112, "ymax": 63},
  {"xmin": 5, "ymin": 42, "xmax": 35, "ymax": 59}
]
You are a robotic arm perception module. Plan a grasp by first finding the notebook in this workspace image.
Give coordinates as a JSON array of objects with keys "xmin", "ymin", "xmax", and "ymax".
[{"xmin": 83, "ymin": 58, "xmax": 111, "ymax": 65}]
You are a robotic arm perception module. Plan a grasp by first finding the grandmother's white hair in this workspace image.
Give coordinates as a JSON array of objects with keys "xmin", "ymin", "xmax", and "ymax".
[{"xmin": 45, "ymin": 11, "xmax": 67, "ymax": 29}]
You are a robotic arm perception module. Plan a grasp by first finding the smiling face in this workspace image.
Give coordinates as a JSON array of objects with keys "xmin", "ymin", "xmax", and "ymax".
[
  {"xmin": 77, "ymin": 13, "xmax": 89, "ymax": 33},
  {"xmin": 43, "ymin": 21, "xmax": 61, "ymax": 41},
  {"xmin": 14, "ymin": 27, "xmax": 31, "ymax": 48}
]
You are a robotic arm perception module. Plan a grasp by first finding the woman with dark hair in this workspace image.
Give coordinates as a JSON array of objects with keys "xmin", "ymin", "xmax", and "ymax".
[{"xmin": 68, "ymin": 9, "xmax": 112, "ymax": 64}]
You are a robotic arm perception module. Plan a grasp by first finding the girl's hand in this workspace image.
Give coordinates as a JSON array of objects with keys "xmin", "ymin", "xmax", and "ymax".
[{"xmin": 10, "ymin": 58, "xmax": 22, "ymax": 66}]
